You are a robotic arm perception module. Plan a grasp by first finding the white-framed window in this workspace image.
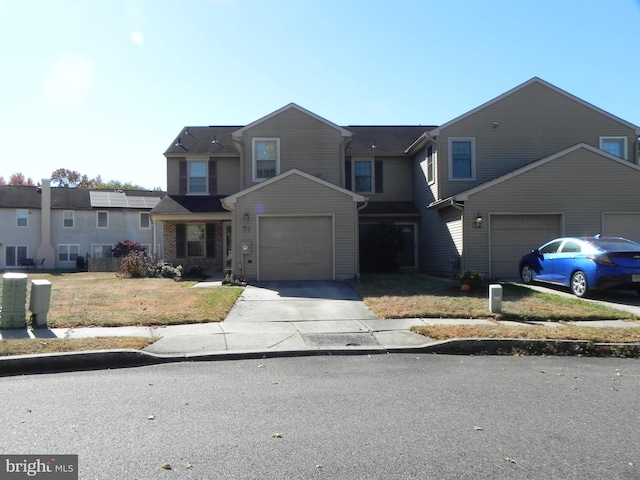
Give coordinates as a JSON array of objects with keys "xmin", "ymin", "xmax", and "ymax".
[
  {"xmin": 91, "ymin": 245, "xmax": 113, "ymax": 259},
  {"xmin": 139, "ymin": 212, "xmax": 151, "ymax": 229},
  {"xmin": 5, "ymin": 245, "xmax": 28, "ymax": 267},
  {"xmin": 63, "ymin": 210, "xmax": 74, "ymax": 228},
  {"xmin": 599, "ymin": 136, "xmax": 627, "ymax": 160},
  {"xmin": 426, "ymin": 145, "xmax": 434, "ymax": 184},
  {"xmin": 253, "ymin": 138, "xmax": 280, "ymax": 181},
  {"xmin": 16, "ymin": 209, "xmax": 28, "ymax": 227},
  {"xmin": 188, "ymin": 161, "xmax": 207, "ymax": 193},
  {"xmin": 58, "ymin": 244, "xmax": 79, "ymax": 262},
  {"xmin": 449, "ymin": 137, "xmax": 475, "ymax": 180},
  {"xmin": 97, "ymin": 211, "xmax": 108, "ymax": 228},
  {"xmin": 354, "ymin": 160, "xmax": 373, "ymax": 193}
]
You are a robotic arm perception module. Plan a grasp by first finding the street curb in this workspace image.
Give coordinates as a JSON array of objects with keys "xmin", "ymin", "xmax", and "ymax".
[{"xmin": 1, "ymin": 339, "xmax": 640, "ymax": 376}]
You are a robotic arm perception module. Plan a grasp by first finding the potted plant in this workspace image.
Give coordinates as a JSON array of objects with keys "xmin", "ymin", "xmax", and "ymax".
[{"xmin": 459, "ymin": 270, "xmax": 483, "ymax": 290}]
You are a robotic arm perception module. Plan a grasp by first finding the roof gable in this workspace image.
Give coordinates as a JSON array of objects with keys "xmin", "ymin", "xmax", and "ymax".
[
  {"xmin": 222, "ymin": 168, "xmax": 366, "ymax": 206},
  {"xmin": 231, "ymin": 103, "xmax": 352, "ymax": 139},
  {"xmin": 452, "ymin": 143, "xmax": 640, "ymax": 202},
  {"xmin": 429, "ymin": 77, "xmax": 640, "ymax": 137}
]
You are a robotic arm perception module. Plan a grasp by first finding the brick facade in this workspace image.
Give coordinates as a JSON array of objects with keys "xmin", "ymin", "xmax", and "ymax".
[{"xmin": 163, "ymin": 220, "xmax": 223, "ymax": 274}]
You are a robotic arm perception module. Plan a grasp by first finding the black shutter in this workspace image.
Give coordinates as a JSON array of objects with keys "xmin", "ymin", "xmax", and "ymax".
[
  {"xmin": 345, "ymin": 157, "xmax": 352, "ymax": 190},
  {"xmin": 375, "ymin": 160, "xmax": 383, "ymax": 193},
  {"xmin": 179, "ymin": 160, "xmax": 187, "ymax": 194},
  {"xmin": 206, "ymin": 224, "xmax": 216, "ymax": 258},
  {"xmin": 176, "ymin": 224, "xmax": 186, "ymax": 257},
  {"xmin": 208, "ymin": 159, "xmax": 217, "ymax": 195}
]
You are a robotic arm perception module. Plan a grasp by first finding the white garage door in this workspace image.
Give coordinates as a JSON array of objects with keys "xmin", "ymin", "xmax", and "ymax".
[
  {"xmin": 259, "ymin": 216, "xmax": 333, "ymax": 281},
  {"xmin": 603, "ymin": 213, "xmax": 640, "ymax": 244},
  {"xmin": 490, "ymin": 214, "xmax": 562, "ymax": 279}
]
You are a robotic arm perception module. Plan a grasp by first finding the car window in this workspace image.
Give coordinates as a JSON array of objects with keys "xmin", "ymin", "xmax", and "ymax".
[
  {"xmin": 590, "ymin": 239, "xmax": 640, "ymax": 252},
  {"xmin": 560, "ymin": 240, "xmax": 582, "ymax": 253},
  {"xmin": 539, "ymin": 240, "xmax": 563, "ymax": 254}
]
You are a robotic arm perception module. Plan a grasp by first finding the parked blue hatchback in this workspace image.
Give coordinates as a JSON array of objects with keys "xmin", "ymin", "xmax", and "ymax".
[{"xmin": 519, "ymin": 235, "xmax": 640, "ymax": 297}]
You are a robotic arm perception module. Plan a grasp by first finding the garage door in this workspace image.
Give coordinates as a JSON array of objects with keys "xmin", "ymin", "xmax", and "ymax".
[
  {"xmin": 259, "ymin": 216, "xmax": 333, "ymax": 281},
  {"xmin": 603, "ymin": 213, "xmax": 640, "ymax": 244},
  {"xmin": 490, "ymin": 214, "xmax": 561, "ymax": 280}
]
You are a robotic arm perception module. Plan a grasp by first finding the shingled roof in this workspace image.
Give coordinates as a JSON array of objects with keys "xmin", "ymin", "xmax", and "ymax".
[{"xmin": 164, "ymin": 124, "xmax": 436, "ymax": 156}]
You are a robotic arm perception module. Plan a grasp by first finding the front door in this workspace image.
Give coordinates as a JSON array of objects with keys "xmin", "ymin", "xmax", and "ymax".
[{"xmin": 223, "ymin": 222, "xmax": 232, "ymax": 270}]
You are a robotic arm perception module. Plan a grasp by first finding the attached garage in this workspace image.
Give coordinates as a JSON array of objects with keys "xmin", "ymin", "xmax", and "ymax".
[
  {"xmin": 259, "ymin": 216, "xmax": 334, "ymax": 281},
  {"xmin": 603, "ymin": 213, "xmax": 640, "ymax": 244},
  {"xmin": 490, "ymin": 214, "xmax": 562, "ymax": 279}
]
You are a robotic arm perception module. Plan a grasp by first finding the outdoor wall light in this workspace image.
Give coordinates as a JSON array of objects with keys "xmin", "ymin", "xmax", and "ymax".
[
  {"xmin": 492, "ymin": 121, "xmax": 499, "ymax": 128},
  {"xmin": 243, "ymin": 213, "xmax": 250, "ymax": 223},
  {"xmin": 472, "ymin": 212, "xmax": 483, "ymax": 228}
]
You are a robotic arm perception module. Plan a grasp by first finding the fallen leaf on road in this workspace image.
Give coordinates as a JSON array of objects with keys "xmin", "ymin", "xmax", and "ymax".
[
  {"xmin": 161, "ymin": 463, "xmax": 172, "ymax": 470},
  {"xmin": 271, "ymin": 433, "xmax": 283, "ymax": 438}
]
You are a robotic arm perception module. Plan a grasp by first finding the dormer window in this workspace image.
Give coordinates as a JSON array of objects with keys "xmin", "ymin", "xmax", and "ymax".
[
  {"xmin": 253, "ymin": 138, "xmax": 280, "ymax": 181},
  {"xmin": 599, "ymin": 136, "xmax": 627, "ymax": 160}
]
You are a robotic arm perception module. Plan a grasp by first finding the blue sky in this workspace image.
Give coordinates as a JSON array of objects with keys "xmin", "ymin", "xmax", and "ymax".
[{"xmin": 1, "ymin": 0, "xmax": 639, "ymax": 190}]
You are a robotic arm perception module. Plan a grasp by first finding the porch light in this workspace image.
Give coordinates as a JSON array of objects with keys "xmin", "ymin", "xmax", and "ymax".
[
  {"xmin": 243, "ymin": 213, "xmax": 250, "ymax": 223},
  {"xmin": 472, "ymin": 212, "xmax": 483, "ymax": 228}
]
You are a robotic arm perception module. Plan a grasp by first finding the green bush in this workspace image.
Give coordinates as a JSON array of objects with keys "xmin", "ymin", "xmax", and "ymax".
[
  {"xmin": 459, "ymin": 270, "xmax": 483, "ymax": 289},
  {"xmin": 117, "ymin": 252, "xmax": 182, "ymax": 280}
]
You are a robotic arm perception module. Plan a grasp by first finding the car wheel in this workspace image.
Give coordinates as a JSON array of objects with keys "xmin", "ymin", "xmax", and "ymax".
[
  {"xmin": 570, "ymin": 271, "xmax": 589, "ymax": 298},
  {"xmin": 520, "ymin": 264, "xmax": 533, "ymax": 284}
]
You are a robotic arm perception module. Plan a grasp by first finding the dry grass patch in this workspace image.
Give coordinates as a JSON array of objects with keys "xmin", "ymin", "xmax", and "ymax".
[
  {"xmin": 412, "ymin": 324, "xmax": 640, "ymax": 343},
  {"xmin": 20, "ymin": 272, "xmax": 242, "ymax": 328},
  {"xmin": 349, "ymin": 274, "xmax": 638, "ymax": 321},
  {"xmin": 0, "ymin": 337, "xmax": 155, "ymax": 357}
]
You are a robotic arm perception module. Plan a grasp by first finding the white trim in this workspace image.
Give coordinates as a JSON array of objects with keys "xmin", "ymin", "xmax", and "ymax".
[
  {"xmin": 96, "ymin": 210, "xmax": 109, "ymax": 229},
  {"xmin": 599, "ymin": 136, "xmax": 628, "ymax": 160},
  {"xmin": 187, "ymin": 160, "xmax": 208, "ymax": 194},
  {"xmin": 139, "ymin": 212, "xmax": 151, "ymax": 229},
  {"xmin": 252, "ymin": 138, "xmax": 280, "ymax": 182},
  {"xmin": 448, "ymin": 137, "xmax": 475, "ymax": 181},
  {"xmin": 58, "ymin": 243, "xmax": 79, "ymax": 262},
  {"xmin": 63, "ymin": 210, "xmax": 74, "ymax": 228},
  {"xmin": 232, "ymin": 103, "xmax": 352, "ymax": 138}
]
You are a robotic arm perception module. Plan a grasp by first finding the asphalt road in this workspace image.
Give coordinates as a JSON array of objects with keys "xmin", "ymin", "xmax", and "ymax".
[{"xmin": 1, "ymin": 355, "xmax": 639, "ymax": 479}]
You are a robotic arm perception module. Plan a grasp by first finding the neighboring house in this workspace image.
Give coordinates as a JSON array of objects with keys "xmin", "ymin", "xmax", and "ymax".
[
  {"xmin": 0, "ymin": 180, "xmax": 165, "ymax": 270},
  {"xmin": 153, "ymin": 77, "xmax": 640, "ymax": 281}
]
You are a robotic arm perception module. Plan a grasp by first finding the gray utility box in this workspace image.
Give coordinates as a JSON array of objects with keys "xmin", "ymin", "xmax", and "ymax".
[
  {"xmin": 0, "ymin": 273, "xmax": 28, "ymax": 329},
  {"xmin": 29, "ymin": 279, "xmax": 52, "ymax": 328}
]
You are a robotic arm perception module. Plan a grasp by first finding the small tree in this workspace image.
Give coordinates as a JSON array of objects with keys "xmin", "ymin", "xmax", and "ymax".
[{"xmin": 360, "ymin": 223, "xmax": 406, "ymax": 273}]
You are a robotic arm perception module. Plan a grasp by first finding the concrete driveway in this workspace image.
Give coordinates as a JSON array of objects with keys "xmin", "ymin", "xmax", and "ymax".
[{"xmin": 224, "ymin": 281, "xmax": 379, "ymax": 322}]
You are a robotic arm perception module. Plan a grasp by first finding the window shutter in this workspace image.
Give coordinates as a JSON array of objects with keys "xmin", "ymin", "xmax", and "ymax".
[
  {"xmin": 179, "ymin": 160, "xmax": 187, "ymax": 194},
  {"xmin": 206, "ymin": 224, "xmax": 216, "ymax": 258},
  {"xmin": 208, "ymin": 159, "xmax": 217, "ymax": 195},
  {"xmin": 176, "ymin": 224, "xmax": 186, "ymax": 257},
  {"xmin": 375, "ymin": 160, "xmax": 383, "ymax": 193},
  {"xmin": 345, "ymin": 157, "xmax": 352, "ymax": 190}
]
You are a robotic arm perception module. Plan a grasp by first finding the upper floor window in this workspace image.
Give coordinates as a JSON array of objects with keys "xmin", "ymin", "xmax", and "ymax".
[
  {"xmin": 139, "ymin": 212, "xmax": 151, "ymax": 229},
  {"xmin": 16, "ymin": 209, "xmax": 28, "ymax": 227},
  {"xmin": 97, "ymin": 211, "xmax": 108, "ymax": 228},
  {"xmin": 253, "ymin": 138, "xmax": 280, "ymax": 181},
  {"xmin": 449, "ymin": 138, "xmax": 475, "ymax": 180},
  {"xmin": 426, "ymin": 145, "xmax": 434, "ymax": 184},
  {"xmin": 189, "ymin": 161, "xmax": 207, "ymax": 193},
  {"xmin": 354, "ymin": 160, "xmax": 372, "ymax": 192},
  {"xmin": 599, "ymin": 136, "xmax": 627, "ymax": 160},
  {"xmin": 63, "ymin": 211, "xmax": 74, "ymax": 228}
]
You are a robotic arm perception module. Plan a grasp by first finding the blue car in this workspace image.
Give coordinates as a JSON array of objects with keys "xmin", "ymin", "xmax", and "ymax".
[{"xmin": 519, "ymin": 235, "xmax": 640, "ymax": 297}]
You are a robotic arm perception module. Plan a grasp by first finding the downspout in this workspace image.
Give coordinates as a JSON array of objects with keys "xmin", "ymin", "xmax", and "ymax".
[{"xmin": 354, "ymin": 198, "xmax": 369, "ymax": 280}]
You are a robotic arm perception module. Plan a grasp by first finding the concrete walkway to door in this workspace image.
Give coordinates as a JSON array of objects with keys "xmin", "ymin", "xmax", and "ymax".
[{"xmin": 224, "ymin": 281, "xmax": 380, "ymax": 322}]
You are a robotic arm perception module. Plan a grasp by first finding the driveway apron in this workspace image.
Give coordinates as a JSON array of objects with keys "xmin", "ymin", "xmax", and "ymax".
[{"xmin": 224, "ymin": 281, "xmax": 379, "ymax": 322}]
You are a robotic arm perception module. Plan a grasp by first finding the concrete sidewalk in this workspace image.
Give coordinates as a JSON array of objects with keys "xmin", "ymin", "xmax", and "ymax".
[{"xmin": 2, "ymin": 280, "xmax": 640, "ymax": 375}]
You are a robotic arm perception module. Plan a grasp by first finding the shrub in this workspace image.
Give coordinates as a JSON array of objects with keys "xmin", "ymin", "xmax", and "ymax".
[
  {"xmin": 117, "ymin": 252, "xmax": 183, "ymax": 281},
  {"xmin": 459, "ymin": 270, "xmax": 483, "ymax": 289},
  {"xmin": 112, "ymin": 241, "xmax": 146, "ymax": 258}
]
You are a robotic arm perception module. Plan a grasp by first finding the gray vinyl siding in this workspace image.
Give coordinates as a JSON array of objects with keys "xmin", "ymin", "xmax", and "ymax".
[
  {"xmin": 232, "ymin": 174, "xmax": 359, "ymax": 280},
  {"xmin": 437, "ymin": 81, "xmax": 638, "ymax": 200},
  {"xmin": 368, "ymin": 156, "xmax": 413, "ymax": 201},
  {"xmin": 462, "ymin": 148, "xmax": 640, "ymax": 277},
  {"xmin": 238, "ymin": 108, "xmax": 345, "ymax": 189},
  {"xmin": 166, "ymin": 157, "xmax": 183, "ymax": 195},
  {"xmin": 216, "ymin": 157, "xmax": 241, "ymax": 195}
]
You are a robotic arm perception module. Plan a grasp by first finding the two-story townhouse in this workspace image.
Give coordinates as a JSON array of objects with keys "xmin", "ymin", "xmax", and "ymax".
[
  {"xmin": 0, "ymin": 180, "xmax": 165, "ymax": 270},
  {"xmin": 152, "ymin": 104, "xmax": 430, "ymax": 281},
  {"xmin": 154, "ymin": 78, "xmax": 640, "ymax": 282},
  {"xmin": 408, "ymin": 77, "xmax": 640, "ymax": 279}
]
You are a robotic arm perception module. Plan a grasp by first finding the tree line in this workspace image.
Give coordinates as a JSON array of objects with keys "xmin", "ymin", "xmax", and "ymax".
[{"xmin": 0, "ymin": 169, "xmax": 155, "ymax": 190}]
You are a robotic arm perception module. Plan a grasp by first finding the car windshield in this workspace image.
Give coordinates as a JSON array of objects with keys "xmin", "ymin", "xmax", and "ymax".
[{"xmin": 588, "ymin": 238, "xmax": 640, "ymax": 252}]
